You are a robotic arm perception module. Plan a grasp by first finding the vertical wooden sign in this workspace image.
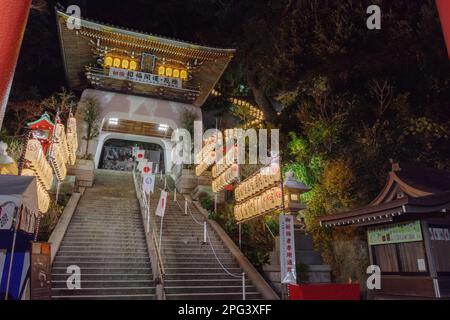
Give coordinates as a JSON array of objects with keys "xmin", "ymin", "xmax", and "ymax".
[{"xmin": 30, "ymin": 242, "xmax": 52, "ymax": 300}]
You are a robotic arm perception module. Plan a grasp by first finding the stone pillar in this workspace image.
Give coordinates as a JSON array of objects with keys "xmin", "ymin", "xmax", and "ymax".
[
  {"xmin": 436, "ymin": 0, "xmax": 450, "ymax": 59},
  {"xmin": 0, "ymin": 0, "xmax": 32, "ymax": 129}
]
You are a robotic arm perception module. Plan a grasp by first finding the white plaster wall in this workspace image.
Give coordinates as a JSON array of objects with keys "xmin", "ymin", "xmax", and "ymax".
[{"xmin": 75, "ymin": 88, "xmax": 202, "ymax": 173}]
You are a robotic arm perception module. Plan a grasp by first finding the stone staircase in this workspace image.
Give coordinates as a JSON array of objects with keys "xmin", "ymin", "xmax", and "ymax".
[
  {"xmin": 148, "ymin": 184, "xmax": 262, "ymax": 300},
  {"xmin": 51, "ymin": 170, "xmax": 156, "ymax": 300}
]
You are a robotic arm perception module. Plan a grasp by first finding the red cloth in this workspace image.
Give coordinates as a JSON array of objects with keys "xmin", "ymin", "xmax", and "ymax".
[
  {"xmin": 0, "ymin": 0, "xmax": 32, "ymax": 125},
  {"xmin": 289, "ymin": 284, "xmax": 360, "ymax": 300},
  {"xmin": 436, "ymin": 0, "xmax": 450, "ymax": 59}
]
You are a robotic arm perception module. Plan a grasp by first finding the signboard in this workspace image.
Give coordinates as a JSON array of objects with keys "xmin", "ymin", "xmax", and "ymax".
[
  {"xmin": 109, "ymin": 67, "xmax": 182, "ymax": 89},
  {"xmin": 140, "ymin": 53, "xmax": 156, "ymax": 73},
  {"xmin": 367, "ymin": 220, "xmax": 423, "ymax": 246},
  {"xmin": 142, "ymin": 174, "xmax": 155, "ymax": 194},
  {"xmin": 155, "ymin": 190, "xmax": 168, "ymax": 217},
  {"xmin": 30, "ymin": 242, "xmax": 51, "ymax": 300},
  {"xmin": 279, "ymin": 214, "xmax": 296, "ymax": 284}
]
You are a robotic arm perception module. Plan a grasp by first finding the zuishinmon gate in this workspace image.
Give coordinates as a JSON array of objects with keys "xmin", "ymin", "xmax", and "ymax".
[{"xmin": 56, "ymin": 7, "xmax": 235, "ymax": 172}]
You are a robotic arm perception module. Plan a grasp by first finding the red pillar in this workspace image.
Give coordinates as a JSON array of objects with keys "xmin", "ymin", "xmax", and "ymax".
[
  {"xmin": 0, "ymin": 0, "xmax": 32, "ymax": 128},
  {"xmin": 436, "ymin": 0, "xmax": 450, "ymax": 59}
]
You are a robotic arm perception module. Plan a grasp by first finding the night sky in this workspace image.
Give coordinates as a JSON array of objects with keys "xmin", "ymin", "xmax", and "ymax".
[{"xmin": 12, "ymin": 0, "xmax": 240, "ymax": 99}]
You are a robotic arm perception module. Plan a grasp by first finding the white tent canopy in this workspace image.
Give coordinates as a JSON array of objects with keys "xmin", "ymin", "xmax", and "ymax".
[{"xmin": 0, "ymin": 175, "xmax": 38, "ymax": 214}]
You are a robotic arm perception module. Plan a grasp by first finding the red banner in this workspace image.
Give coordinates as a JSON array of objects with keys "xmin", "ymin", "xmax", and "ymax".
[
  {"xmin": 0, "ymin": 0, "xmax": 32, "ymax": 126},
  {"xmin": 436, "ymin": 0, "xmax": 450, "ymax": 59},
  {"xmin": 288, "ymin": 284, "xmax": 360, "ymax": 300}
]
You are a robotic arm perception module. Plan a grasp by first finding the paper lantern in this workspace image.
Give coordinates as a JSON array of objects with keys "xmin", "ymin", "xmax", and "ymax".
[{"xmin": 24, "ymin": 139, "xmax": 53, "ymax": 190}]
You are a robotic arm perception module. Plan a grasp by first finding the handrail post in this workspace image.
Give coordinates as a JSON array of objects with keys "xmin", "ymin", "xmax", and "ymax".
[
  {"xmin": 242, "ymin": 272, "xmax": 246, "ymax": 300},
  {"xmin": 184, "ymin": 199, "xmax": 188, "ymax": 215},
  {"xmin": 203, "ymin": 221, "xmax": 207, "ymax": 244}
]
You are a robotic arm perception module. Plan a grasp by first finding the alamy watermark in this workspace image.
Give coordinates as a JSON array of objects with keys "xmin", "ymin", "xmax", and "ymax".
[{"xmin": 171, "ymin": 121, "xmax": 279, "ymax": 166}]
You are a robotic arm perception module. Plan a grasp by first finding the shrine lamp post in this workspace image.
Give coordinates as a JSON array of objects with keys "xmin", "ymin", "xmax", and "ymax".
[{"xmin": 282, "ymin": 171, "xmax": 310, "ymax": 215}]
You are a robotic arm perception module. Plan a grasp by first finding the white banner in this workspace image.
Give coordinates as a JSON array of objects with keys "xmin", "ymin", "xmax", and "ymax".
[
  {"xmin": 109, "ymin": 67, "xmax": 182, "ymax": 89},
  {"xmin": 132, "ymin": 146, "xmax": 140, "ymax": 157},
  {"xmin": 142, "ymin": 174, "xmax": 155, "ymax": 194},
  {"xmin": 136, "ymin": 150, "xmax": 146, "ymax": 161},
  {"xmin": 279, "ymin": 214, "xmax": 297, "ymax": 284},
  {"xmin": 138, "ymin": 161, "xmax": 153, "ymax": 174},
  {"xmin": 155, "ymin": 190, "xmax": 168, "ymax": 217}
]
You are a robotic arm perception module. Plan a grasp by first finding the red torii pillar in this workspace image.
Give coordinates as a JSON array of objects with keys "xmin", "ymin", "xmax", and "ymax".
[
  {"xmin": 436, "ymin": 0, "xmax": 450, "ymax": 59},
  {"xmin": 0, "ymin": 0, "xmax": 32, "ymax": 129}
]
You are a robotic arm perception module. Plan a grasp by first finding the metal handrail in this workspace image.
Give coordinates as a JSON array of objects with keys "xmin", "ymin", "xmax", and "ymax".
[{"xmin": 132, "ymin": 166, "xmax": 166, "ymax": 280}]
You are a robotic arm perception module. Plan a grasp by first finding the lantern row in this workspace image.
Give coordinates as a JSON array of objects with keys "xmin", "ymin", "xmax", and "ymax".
[
  {"xmin": 212, "ymin": 164, "xmax": 239, "ymax": 193},
  {"xmin": 234, "ymin": 163, "xmax": 281, "ymax": 203},
  {"xmin": 195, "ymin": 133, "xmax": 219, "ymax": 177},
  {"xmin": 210, "ymin": 89, "xmax": 264, "ymax": 122},
  {"xmin": 211, "ymin": 145, "xmax": 238, "ymax": 178},
  {"xmin": 234, "ymin": 186, "xmax": 283, "ymax": 223},
  {"xmin": 23, "ymin": 113, "xmax": 78, "ymax": 213},
  {"xmin": 66, "ymin": 116, "xmax": 78, "ymax": 166}
]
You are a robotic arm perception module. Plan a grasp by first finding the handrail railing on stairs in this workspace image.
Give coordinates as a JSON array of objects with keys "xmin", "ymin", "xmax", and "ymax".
[
  {"xmin": 131, "ymin": 165, "xmax": 166, "ymax": 293},
  {"xmin": 162, "ymin": 178, "xmax": 248, "ymax": 300}
]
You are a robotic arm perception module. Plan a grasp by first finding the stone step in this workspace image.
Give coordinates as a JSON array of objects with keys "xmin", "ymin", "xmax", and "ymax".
[
  {"xmin": 164, "ymin": 273, "xmax": 248, "ymax": 280},
  {"xmin": 164, "ymin": 267, "xmax": 242, "ymax": 274},
  {"xmin": 66, "ymin": 226, "xmax": 143, "ymax": 232},
  {"xmin": 52, "ymin": 261, "xmax": 151, "ymax": 268},
  {"xmin": 52, "ymin": 294, "xmax": 155, "ymax": 300},
  {"xmin": 71, "ymin": 216, "xmax": 142, "ymax": 222},
  {"xmin": 56, "ymin": 250, "xmax": 149, "ymax": 257},
  {"xmin": 52, "ymin": 273, "xmax": 153, "ymax": 281},
  {"xmin": 52, "ymin": 279, "xmax": 154, "ymax": 288},
  {"xmin": 160, "ymin": 249, "xmax": 231, "ymax": 255},
  {"xmin": 164, "ymin": 285, "xmax": 256, "ymax": 294},
  {"xmin": 162, "ymin": 252, "xmax": 233, "ymax": 259},
  {"xmin": 165, "ymin": 292, "xmax": 260, "ymax": 300},
  {"xmin": 51, "ymin": 286, "xmax": 155, "ymax": 296},
  {"xmin": 68, "ymin": 220, "xmax": 142, "ymax": 226},
  {"xmin": 51, "ymin": 267, "xmax": 151, "ymax": 275},
  {"xmin": 164, "ymin": 257, "xmax": 236, "ymax": 263},
  {"xmin": 59, "ymin": 244, "xmax": 149, "ymax": 250},
  {"xmin": 163, "ymin": 262, "xmax": 239, "ymax": 269},
  {"xmin": 164, "ymin": 279, "xmax": 252, "ymax": 287},
  {"xmin": 62, "ymin": 234, "xmax": 146, "ymax": 241},
  {"xmin": 54, "ymin": 256, "xmax": 150, "ymax": 263}
]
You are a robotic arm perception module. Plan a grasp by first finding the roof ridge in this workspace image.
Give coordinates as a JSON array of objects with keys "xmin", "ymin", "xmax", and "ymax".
[{"xmin": 55, "ymin": 7, "xmax": 235, "ymax": 53}]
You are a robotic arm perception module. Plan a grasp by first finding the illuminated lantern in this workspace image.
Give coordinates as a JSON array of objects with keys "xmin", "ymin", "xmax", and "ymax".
[
  {"xmin": 24, "ymin": 139, "xmax": 53, "ymax": 190},
  {"xmin": 180, "ymin": 69, "xmax": 188, "ymax": 80},
  {"xmin": 49, "ymin": 141, "xmax": 68, "ymax": 181},
  {"xmin": 129, "ymin": 60, "xmax": 137, "ymax": 71},
  {"xmin": 158, "ymin": 65, "xmax": 165, "ymax": 76},
  {"xmin": 21, "ymin": 168, "xmax": 50, "ymax": 214},
  {"xmin": 54, "ymin": 123, "xmax": 70, "ymax": 165},
  {"xmin": 173, "ymin": 69, "xmax": 180, "ymax": 78},
  {"xmin": 121, "ymin": 59, "xmax": 129, "ymax": 69},
  {"xmin": 165, "ymin": 67, "xmax": 173, "ymax": 77},
  {"xmin": 113, "ymin": 57, "xmax": 121, "ymax": 67},
  {"xmin": 66, "ymin": 114, "xmax": 78, "ymax": 165},
  {"xmin": 104, "ymin": 56, "xmax": 113, "ymax": 67}
]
